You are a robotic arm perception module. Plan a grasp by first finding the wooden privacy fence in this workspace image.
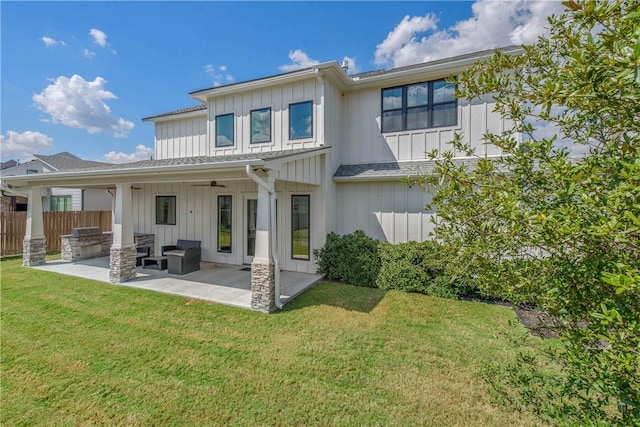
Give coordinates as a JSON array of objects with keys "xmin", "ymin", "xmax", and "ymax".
[{"xmin": 0, "ymin": 211, "xmax": 112, "ymax": 256}]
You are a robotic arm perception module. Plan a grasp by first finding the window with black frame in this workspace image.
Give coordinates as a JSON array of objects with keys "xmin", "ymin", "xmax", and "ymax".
[
  {"xmin": 218, "ymin": 195, "xmax": 232, "ymax": 253},
  {"xmin": 216, "ymin": 113, "xmax": 234, "ymax": 147},
  {"xmin": 156, "ymin": 195, "xmax": 176, "ymax": 225},
  {"xmin": 291, "ymin": 195, "xmax": 310, "ymax": 260},
  {"xmin": 381, "ymin": 79, "xmax": 457, "ymax": 132}
]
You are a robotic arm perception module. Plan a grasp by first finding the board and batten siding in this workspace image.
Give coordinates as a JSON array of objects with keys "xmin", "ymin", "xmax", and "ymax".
[
  {"xmin": 278, "ymin": 156, "xmax": 322, "ymax": 185},
  {"xmin": 335, "ymin": 181, "xmax": 436, "ymax": 243},
  {"xmin": 207, "ymin": 78, "xmax": 322, "ymax": 156},
  {"xmin": 131, "ymin": 180, "xmax": 323, "ymax": 274},
  {"xmin": 342, "ymin": 87, "xmax": 510, "ymax": 164},
  {"xmin": 154, "ymin": 115, "xmax": 208, "ymax": 160}
]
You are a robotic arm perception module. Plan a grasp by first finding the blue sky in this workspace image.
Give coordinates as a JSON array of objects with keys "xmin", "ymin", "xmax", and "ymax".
[{"xmin": 1, "ymin": 1, "xmax": 562, "ymax": 163}]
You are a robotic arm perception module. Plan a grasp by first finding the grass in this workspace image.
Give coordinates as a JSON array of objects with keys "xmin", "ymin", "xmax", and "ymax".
[{"xmin": 1, "ymin": 256, "xmax": 544, "ymax": 426}]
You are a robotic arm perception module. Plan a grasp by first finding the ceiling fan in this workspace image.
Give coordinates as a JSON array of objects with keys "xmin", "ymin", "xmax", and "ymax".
[{"xmin": 190, "ymin": 181, "xmax": 226, "ymax": 188}]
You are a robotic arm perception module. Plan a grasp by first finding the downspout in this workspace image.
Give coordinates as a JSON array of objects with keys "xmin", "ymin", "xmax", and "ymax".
[
  {"xmin": 314, "ymin": 69, "xmax": 325, "ymax": 146},
  {"xmin": 245, "ymin": 165, "xmax": 283, "ymax": 309}
]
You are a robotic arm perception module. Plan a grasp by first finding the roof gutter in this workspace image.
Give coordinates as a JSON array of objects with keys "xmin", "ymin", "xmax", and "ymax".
[
  {"xmin": 0, "ymin": 179, "xmax": 29, "ymax": 198},
  {"xmin": 1, "ymin": 158, "xmax": 266, "ymax": 187}
]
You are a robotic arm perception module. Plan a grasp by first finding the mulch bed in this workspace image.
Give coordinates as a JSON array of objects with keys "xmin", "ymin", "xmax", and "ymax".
[{"xmin": 514, "ymin": 306, "xmax": 560, "ymax": 339}]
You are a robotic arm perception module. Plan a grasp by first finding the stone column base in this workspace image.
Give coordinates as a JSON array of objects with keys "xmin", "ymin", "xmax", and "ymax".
[
  {"xmin": 23, "ymin": 237, "xmax": 46, "ymax": 266},
  {"xmin": 251, "ymin": 261, "xmax": 276, "ymax": 313},
  {"xmin": 109, "ymin": 245, "xmax": 137, "ymax": 283}
]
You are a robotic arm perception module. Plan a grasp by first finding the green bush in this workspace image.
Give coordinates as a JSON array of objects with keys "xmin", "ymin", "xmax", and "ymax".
[
  {"xmin": 313, "ymin": 230, "xmax": 380, "ymax": 287},
  {"xmin": 426, "ymin": 275, "xmax": 460, "ymax": 299},
  {"xmin": 376, "ymin": 241, "xmax": 430, "ymax": 293},
  {"xmin": 315, "ymin": 231, "xmax": 471, "ymax": 299}
]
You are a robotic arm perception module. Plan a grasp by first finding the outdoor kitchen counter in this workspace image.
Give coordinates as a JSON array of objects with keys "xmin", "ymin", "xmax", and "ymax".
[{"xmin": 61, "ymin": 230, "xmax": 155, "ymax": 261}]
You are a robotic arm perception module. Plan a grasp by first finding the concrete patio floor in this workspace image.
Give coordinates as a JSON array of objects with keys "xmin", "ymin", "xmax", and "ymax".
[{"xmin": 32, "ymin": 257, "xmax": 323, "ymax": 310}]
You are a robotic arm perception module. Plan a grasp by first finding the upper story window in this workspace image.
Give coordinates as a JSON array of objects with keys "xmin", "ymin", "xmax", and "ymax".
[
  {"xmin": 381, "ymin": 79, "xmax": 457, "ymax": 133},
  {"xmin": 26, "ymin": 169, "xmax": 38, "ymax": 174},
  {"xmin": 289, "ymin": 101, "xmax": 313, "ymax": 140},
  {"xmin": 250, "ymin": 107, "xmax": 271, "ymax": 144},
  {"xmin": 215, "ymin": 113, "xmax": 234, "ymax": 147}
]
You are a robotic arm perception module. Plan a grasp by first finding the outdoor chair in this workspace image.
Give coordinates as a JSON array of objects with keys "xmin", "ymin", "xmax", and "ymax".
[
  {"xmin": 161, "ymin": 239, "xmax": 201, "ymax": 275},
  {"xmin": 135, "ymin": 246, "xmax": 151, "ymax": 267}
]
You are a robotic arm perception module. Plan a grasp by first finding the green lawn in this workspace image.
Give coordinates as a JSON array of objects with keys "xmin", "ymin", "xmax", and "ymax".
[{"xmin": 1, "ymin": 256, "xmax": 542, "ymax": 426}]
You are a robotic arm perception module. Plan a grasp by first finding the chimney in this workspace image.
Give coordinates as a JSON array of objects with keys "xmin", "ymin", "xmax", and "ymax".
[{"xmin": 340, "ymin": 59, "xmax": 349, "ymax": 73}]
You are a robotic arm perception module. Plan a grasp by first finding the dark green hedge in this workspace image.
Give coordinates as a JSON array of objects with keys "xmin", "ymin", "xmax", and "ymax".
[{"xmin": 314, "ymin": 231, "xmax": 472, "ymax": 299}]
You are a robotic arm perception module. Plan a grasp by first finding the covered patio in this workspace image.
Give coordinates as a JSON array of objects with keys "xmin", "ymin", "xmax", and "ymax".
[
  {"xmin": 32, "ymin": 257, "xmax": 322, "ymax": 309},
  {"xmin": 1, "ymin": 146, "xmax": 330, "ymax": 313}
]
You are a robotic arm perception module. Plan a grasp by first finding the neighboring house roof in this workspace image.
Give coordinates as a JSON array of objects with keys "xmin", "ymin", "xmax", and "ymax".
[
  {"xmin": 1, "ymin": 160, "xmax": 17, "ymax": 170},
  {"xmin": 333, "ymin": 158, "xmax": 483, "ymax": 181},
  {"xmin": 33, "ymin": 152, "xmax": 112, "ymax": 171},
  {"xmin": 141, "ymin": 104, "xmax": 207, "ymax": 121}
]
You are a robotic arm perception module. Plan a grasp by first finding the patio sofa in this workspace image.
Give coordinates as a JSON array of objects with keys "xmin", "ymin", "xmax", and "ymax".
[{"xmin": 161, "ymin": 239, "xmax": 201, "ymax": 275}]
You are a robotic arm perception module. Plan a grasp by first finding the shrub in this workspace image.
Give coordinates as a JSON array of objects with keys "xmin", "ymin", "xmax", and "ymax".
[
  {"xmin": 376, "ymin": 241, "xmax": 431, "ymax": 293},
  {"xmin": 313, "ymin": 230, "xmax": 380, "ymax": 287},
  {"xmin": 314, "ymin": 231, "xmax": 470, "ymax": 299},
  {"xmin": 426, "ymin": 275, "xmax": 460, "ymax": 299}
]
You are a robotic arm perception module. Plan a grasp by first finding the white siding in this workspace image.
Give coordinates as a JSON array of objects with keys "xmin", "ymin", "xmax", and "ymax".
[
  {"xmin": 278, "ymin": 156, "xmax": 321, "ymax": 185},
  {"xmin": 341, "ymin": 87, "xmax": 508, "ymax": 164},
  {"xmin": 207, "ymin": 77, "xmax": 322, "ymax": 156},
  {"xmin": 83, "ymin": 189, "xmax": 113, "ymax": 211},
  {"xmin": 154, "ymin": 115, "xmax": 208, "ymax": 160},
  {"xmin": 44, "ymin": 188, "xmax": 82, "ymax": 211},
  {"xmin": 131, "ymin": 179, "xmax": 323, "ymax": 274},
  {"xmin": 335, "ymin": 181, "xmax": 436, "ymax": 243}
]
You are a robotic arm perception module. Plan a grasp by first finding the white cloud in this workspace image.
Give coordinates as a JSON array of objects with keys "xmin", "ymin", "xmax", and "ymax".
[
  {"xmin": 83, "ymin": 48, "xmax": 96, "ymax": 58},
  {"xmin": 41, "ymin": 36, "xmax": 66, "ymax": 47},
  {"xmin": 203, "ymin": 64, "xmax": 235, "ymax": 87},
  {"xmin": 0, "ymin": 130, "xmax": 54, "ymax": 161},
  {"xmin": 279, "ymin": 49, "xmax": 320, "ymax": 72},
  {"xmin": 102, "ymin": 144, "xmax": 154, "ymax": 163},
  {"xmin": 33, "ymin": 75, "xmax": 134, "ymax": 137},
  {"xmin": 89, "ymin": 28, "xmax": 107, "ymax": 47},
  {"xmin": 374, "ymin": 0, "xmax": 565, "ymax": 68},
  {"xmin": 341, "ymin": 56, "xmax": 361, "ymax": 74},
  {"xmin": 88, "ymin": 28, "xmax": 116, "ymax": 54}
]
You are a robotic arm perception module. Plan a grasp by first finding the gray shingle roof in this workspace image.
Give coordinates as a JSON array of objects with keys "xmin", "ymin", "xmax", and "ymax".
[
  {"xmin": 333, "ymin": 158, "xmax": 482, "ymax": 180},
  {"xmin": 351, "ymin": 46, "xmax": 522, "ymax": 80},
  {"xmin": 141, "ymin": 104, "xmax": 207, "ymax": 121},
  {"xmin": 1, "ymin": 159, "xmax": 17, "ymax": 170},
  {"xmin": 52, "ymin": 146, "xmax": 330, "ymax": 173},
  {"xmin": 34, "ymin": 152, "xmax": 112, "ymax": 171}
]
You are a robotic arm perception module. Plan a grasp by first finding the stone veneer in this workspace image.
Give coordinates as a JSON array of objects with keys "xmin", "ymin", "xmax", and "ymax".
[
  {"xmin": 250, "ymin": 262, "xmax": 276, "ymax": 312},
  {"xmin": 61, "ymin": 232, "xmax": 155, "ymax": 261},
  {"xmin": 109, "ymin": 245, "xmax": 137, "ymax": 283},
  {"xmin": 23, "ymin": 237, "xmax": 46, "ymax": 266},
  {"xmin": 61, "ymin": 232, "xmax": 111, "ymax": 261}
]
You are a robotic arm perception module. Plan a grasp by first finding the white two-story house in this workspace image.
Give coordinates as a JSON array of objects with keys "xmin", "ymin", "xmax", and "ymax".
[{"xmin": 2, "ymin": 46, "xmax": 521, "ymax": 312}]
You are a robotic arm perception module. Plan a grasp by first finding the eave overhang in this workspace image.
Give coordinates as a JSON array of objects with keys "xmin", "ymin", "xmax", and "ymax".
[{"xmin": 1, "ymin": 147, "xmax": 331, "ymax": 189}]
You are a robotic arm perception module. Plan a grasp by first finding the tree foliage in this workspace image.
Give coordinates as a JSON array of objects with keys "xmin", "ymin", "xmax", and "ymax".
[{"xmin": 416, "ymin": 1, "xmax": 639, "ymax": 424}]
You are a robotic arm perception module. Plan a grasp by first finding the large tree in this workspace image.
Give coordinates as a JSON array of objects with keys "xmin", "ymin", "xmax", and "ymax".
[{"xmin": 420, "ymin": 1, "xmax": 639, "ymax": 424}]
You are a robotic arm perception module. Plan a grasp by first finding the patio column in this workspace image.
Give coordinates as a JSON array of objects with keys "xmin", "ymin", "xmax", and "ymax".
[
  {"xmin": 251, "ymin": 174, "xmax": 276, "ymax": 312},
  {"xmin": 23, "ymin": 186, "xmax": 46, "ymax": 266},
  {"xmin": 109, "ymin": 183, "xmax": 136, "ymax": 283}
]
